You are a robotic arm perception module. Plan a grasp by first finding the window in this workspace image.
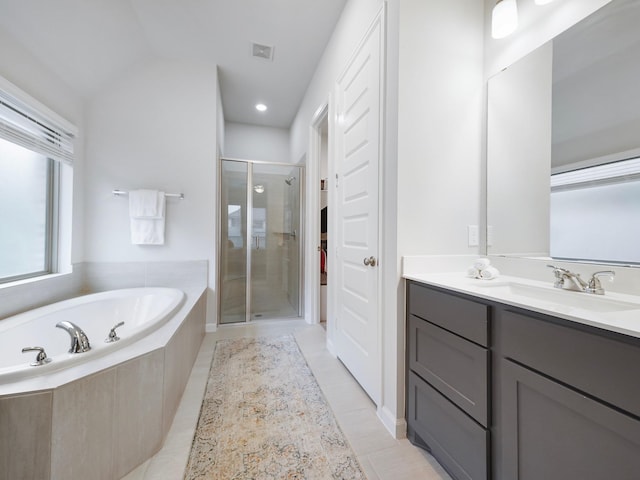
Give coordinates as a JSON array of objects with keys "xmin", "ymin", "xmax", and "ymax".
[{"xmin": 0, "ymin": 78, "xmax": 75, "ymax": 284}]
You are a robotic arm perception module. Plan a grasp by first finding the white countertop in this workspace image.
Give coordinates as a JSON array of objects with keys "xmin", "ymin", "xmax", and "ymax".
[{"xmin": 404, "ymin": 272, "xmax": 640, "ymax": 340}]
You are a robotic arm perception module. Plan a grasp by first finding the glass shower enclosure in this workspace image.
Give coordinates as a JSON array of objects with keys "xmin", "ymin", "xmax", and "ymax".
[{"xmin": 219, "ymin": 159, "xmax": 304, "ymax": 324}]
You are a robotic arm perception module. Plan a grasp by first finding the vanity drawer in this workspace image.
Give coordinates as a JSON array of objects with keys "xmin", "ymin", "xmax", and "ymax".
[
  {"xmin": 499, "ymin": 308, "xmax": 640, "ymax": 418},
  {"xmin": 408, "ymin": 371, "xmax": 489, "ymax": 480},
  {"xmin": 409, "ymin": 314, "xmax": 489, "ymax": 426},
  {"xmin": 408, "ymin": 282, "xmax": 489, "ymax": 346}
]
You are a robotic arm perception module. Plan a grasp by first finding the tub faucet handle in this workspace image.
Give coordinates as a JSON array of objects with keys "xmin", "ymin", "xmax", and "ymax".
[
  {"xmin": 22, "ymin": 346, "xmax": 52, "ymax": 366},
  {"xmin": 105, "ymin": 321, "xmax": 125, "ymax": 343}
]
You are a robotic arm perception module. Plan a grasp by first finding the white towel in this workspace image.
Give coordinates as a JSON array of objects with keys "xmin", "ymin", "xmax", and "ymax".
[
  {"xmin": 473, "ymin": 258, "xmax": 491, "ymax": 270},
  {"xmin": 467, "ymin": 267, "xmax": 481, "ymax": 279},
  {"xmin": 480, "ymin": 266, "xmax": 500, "ymax": 280},
  {"xmin": 129, "ymin": 190, "xmax": 166, "ymax": 245}
]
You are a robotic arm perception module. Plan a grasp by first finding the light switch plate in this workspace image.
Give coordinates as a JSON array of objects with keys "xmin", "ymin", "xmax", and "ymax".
[{"xmin": 468, "ymin": 225, "xmax": 479, "ymax": 247}]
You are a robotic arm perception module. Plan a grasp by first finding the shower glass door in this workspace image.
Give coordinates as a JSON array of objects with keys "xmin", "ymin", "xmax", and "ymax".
[
  {"xmin": 219, "ymin": 159, "xmax": 303, "ymax": 324},
  {"xmin": 219, "ymin": 161, "xmax": 248, "ymax": 324}
]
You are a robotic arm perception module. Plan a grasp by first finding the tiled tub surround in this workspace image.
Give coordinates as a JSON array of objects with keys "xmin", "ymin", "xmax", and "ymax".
[{"xmin": 0, "ymin": 284, "xmax": 206, "ymax": 479}]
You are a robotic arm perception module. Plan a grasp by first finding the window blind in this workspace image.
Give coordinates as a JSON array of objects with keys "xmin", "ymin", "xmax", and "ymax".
[
  {"xmin": 550, "ymin": 157, "xmax": 640, "ymax": 192},
  {"xmin": 0, "ymin": 88, "xmax": 74, "ymax": 165}
]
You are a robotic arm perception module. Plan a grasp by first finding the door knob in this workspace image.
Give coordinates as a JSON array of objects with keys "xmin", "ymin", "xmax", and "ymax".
[{"xmin": 363, "ymin": 256, "xmax": 377, "ymax": 267}]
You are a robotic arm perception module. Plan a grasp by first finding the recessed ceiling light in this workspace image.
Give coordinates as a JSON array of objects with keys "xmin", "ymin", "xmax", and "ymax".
[{"xmin": 255, "ymin": 103, "xmax": 267, "ymax": 112}]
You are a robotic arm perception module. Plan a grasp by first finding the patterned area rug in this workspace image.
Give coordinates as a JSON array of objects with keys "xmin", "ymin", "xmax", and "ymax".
[{"xmin": 184, "ymin": 335, "xmax": 366, "ymax": 479}]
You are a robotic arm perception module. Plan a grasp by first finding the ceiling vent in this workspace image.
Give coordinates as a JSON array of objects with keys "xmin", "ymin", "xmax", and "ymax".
[{"xmin": 251, "ymin": 43, "xmax": 274, "ymax": 61}]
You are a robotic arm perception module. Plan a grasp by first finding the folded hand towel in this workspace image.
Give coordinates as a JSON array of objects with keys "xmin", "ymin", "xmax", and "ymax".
[
  {"xmin": 129, "ymin": 190, "xmax": 166, "ymax": 245},
  {"xmin": 480, "ymin": 266, "xmax": 500, "ymax": 280},
  {"xmin": 473, "ymin": 258, "xmax": 491, "ymax": 270},
  {"xmin": 467, "ymin": 267, "xmax": 481, "ymax": 279},
  {"xmin": 129, "ymin": 189, "xmax": 165, "ymax": 219}
]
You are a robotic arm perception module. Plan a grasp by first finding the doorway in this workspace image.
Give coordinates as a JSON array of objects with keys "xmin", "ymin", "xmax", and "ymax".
[
  {"xmin": 319, "ymin": 114, "xmax": 329, "ymax": 327},
  {"xmin": 219, "ymin": 158, "xmax": 304, "ymax": 324}
]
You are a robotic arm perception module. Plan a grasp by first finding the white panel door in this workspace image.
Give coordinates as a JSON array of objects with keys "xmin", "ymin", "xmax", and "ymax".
[{"xmin": 334, "ymin": 13, "xmax": 383, "ymax": 405}]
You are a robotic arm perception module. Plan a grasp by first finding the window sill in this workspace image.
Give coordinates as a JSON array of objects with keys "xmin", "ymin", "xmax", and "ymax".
[{"xmin": 0, "ymin": 271, "xmax": 73, "ymax": 291}]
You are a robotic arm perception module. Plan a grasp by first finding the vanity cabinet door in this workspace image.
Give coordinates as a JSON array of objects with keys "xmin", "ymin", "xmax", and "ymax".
[
  {"xmin": 408, "ymin": 314, "xmax": 488, "ymax": 426},
  {"xmin": 501, "ymin": 359, "xmax": 640, "ymax": 480},
  {"xmin": 408, "ymin": 372, "xmax": 489, "ymax": 480}
]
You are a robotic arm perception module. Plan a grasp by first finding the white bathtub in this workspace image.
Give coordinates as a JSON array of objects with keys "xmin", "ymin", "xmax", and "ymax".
[
  {"xmin": 0, "ymin": 287, "xmax": 184, "ymax": 383},
  {"xmin": 0, "ymin": 284, "xmax": 205, "ymax": 479}
]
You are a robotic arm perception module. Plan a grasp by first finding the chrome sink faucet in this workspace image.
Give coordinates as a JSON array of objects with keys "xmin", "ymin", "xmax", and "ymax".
[
  {"xmin": 586, "ymin": 270, "xmax": 616, "ymax": 295},
  {"xmin": 56, "ymin": 321, "xmax": 91, "ymax": 353},
  {"xmin": 547, "ymin": 265, "xmax": 588, "ymax": 292},
  {"xmin": 547, "ymin": 265, "xmax": 615, "ymax": 295}
]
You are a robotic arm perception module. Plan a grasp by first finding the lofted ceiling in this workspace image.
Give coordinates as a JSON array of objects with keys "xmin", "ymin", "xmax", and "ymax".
[{"xmin": 0, "ymin": 0, "xmax": 347, "ymax": 128}]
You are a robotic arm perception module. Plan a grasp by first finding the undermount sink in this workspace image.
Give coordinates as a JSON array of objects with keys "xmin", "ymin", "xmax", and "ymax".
[{"xmin": 475, "ymin": 281, "xmax": 640, "ymax": 313}]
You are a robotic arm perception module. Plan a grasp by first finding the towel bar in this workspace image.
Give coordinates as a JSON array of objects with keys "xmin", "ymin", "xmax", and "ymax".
[{"xmin": 112, "ymin": 189, "xmax": 184, "ymax": 199}]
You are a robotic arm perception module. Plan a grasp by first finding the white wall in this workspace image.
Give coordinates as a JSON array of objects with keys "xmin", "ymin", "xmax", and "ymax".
[
  {"xmin": 396, "ymin": 0, "xmax": 484, "ymax": 257},
  {"xmin": 224, "ymin": 122, "xmax": 290, "ymax": 162},
  {"xmin": 84, "ymin": 59, "xmax": 219, "ymax": 325},
  {"xmin": 388, "ymin": 0, "xmax": 485, "ymax": 436}
]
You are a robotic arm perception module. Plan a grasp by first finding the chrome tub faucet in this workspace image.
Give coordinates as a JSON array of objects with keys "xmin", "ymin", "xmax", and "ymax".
[{"xmin": 56, "ymin": 321, "xmax": 91, "ymax": 353}]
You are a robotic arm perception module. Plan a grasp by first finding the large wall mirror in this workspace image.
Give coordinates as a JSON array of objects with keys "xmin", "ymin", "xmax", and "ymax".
[{"xmin": 487, "ymin": 0, "xmax": 640, "ymax": 265}]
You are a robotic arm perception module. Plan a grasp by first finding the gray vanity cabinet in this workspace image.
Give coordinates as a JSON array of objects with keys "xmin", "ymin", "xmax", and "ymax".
[
  {"xmin": 406, "ymin": 281, "xmax": 490, "ymax": 480},
  {"xmin": 497, "ymin": 307, "xmax": 640, "ymax": 480},
  {"xmin": 406, "ymin": 279, "xmax": 640, "ymax": 480}
]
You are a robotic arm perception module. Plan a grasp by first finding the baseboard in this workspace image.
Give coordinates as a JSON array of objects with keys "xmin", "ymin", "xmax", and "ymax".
[
  {"xmin": 205, "ymin": 323, "xmax": 218, "ymax": 333},
  {"xmin": 378, "ymin": 405, "xmax": 407, "ymax": 439},
  {"xmin": 326, "ymin": 337, "xmax": 337, "ymax": 357}
]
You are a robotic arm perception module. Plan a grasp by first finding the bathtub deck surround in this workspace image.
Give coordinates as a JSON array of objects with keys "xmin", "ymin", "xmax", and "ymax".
[
  {"xmin": 0, "ymin": 265, "xmax": 85, "ymax": 321},
  {"xmin": 0, "ymin": 272, "xmax": 206, "ymax": 479}
]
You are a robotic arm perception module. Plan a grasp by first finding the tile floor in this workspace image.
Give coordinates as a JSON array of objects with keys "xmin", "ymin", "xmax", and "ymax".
[{"xmin": 123, "ymin": 319, "xmax": 451, "ymax": 480}]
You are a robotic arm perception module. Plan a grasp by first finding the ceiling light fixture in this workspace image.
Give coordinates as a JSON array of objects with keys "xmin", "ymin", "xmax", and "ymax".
[
  {"xmin": 255, "ymin": 103, "xmax": 267, "ymax": 112},
  {"xmin": 491, "ymin": 0, "xmax": 518, "ymax": 39}
]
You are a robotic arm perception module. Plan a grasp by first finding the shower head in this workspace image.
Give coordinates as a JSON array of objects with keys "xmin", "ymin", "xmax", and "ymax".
[{"xmin": 285, "ymin": 176, "xmax": 296, "ymax": 186}]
